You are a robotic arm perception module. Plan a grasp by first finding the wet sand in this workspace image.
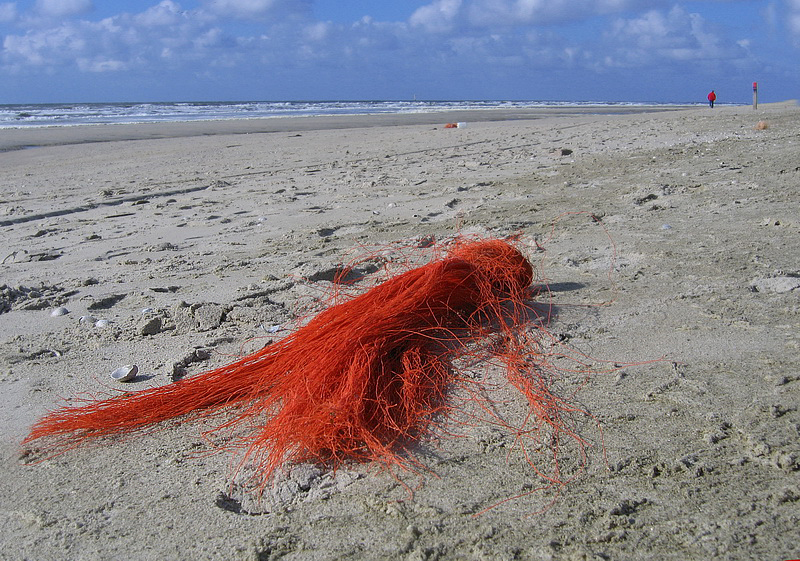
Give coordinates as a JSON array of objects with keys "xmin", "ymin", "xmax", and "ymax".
[{"xmin": 0, "ymin": 105, "xmax": 692, "ymax": 152}]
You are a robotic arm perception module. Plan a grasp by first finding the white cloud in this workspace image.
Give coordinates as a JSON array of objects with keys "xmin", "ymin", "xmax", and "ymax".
[
  {"xmin": 788, "ymin": 0, "xmax": 800, "ymax": 40},
  {"xmin": 411, "ymin": 0, "xmax": 668, "ymax": 29},
  {"xmin": 0, "ymin": 1, "xmax": 709, "ymax": 79},
  {"xmin": 135, "ymin": 1, "xmax": 184, "ymax": 27},
  {"xmin": 609, "ymin": 10, "xmax": 673, "ymax": 48},
  {"xmin": 606, "ymin": 6, "xmax": 702, "ymax": 65},
  {"xmin": 602, "ymin": 6, "xmax": 736, "ymax": 66},
  {"xmin": 467, "ymin": 0, "xmax": 556, "ymax": 26},
  {"xmin": 410, "ymin": 0, "xmax": 462, "ymax": 32},
  {"xmin": 303, "ymin": 21, "xmax": 330, "ymax": 42},
  {"xmin": 77, "ymin": 56, "xmax": 126, "ymax": 72},
  {"xmin": 193, "ymin": 27, "xmax": 224, "ymax": 49},
  {"xmin": 2, "ymin": 7, "xmax": 202, "ymax": 73},
  {"xmin": 199, "ymin": 0, "xmax": 310, "ymax": 19},
  {"xmin": 3, "ymin": 24, "xmax": 86, "ymax": 67},
  {"xmin": 35, "ymin": 0, "xmax": 92, "ymax": 18},
  {"xmin": 0, "ymin": 2, "xmax": 17, "ymax": 22},
  {"xmin": 0, "ymin": 0, "xmax": 791, "ymax": 101}
]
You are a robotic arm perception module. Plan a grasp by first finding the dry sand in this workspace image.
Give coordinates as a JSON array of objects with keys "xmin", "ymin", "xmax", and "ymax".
[{"xmin": 1, "ymin": 103, "xmax": 798, "ymax": 560}]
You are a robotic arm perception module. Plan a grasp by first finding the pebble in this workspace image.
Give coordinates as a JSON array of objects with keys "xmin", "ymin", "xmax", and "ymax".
[
  {"xmin": 750, "ymin": 276, "xmax": 800, "ymax": 294},
  {"xmin": 139, "ymin": 316, "xmax": 163, "ymax": 336},
  {"xmin": 95, "ymin": 319, "xmax": 111, "ymax": 328},
  {"xmin": 50, "ymin": 307, "xmax": 69, "ymax": 317}
]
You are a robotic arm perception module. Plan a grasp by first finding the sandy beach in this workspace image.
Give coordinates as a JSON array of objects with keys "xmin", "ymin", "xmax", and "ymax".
[{"xmin": 1, "ymin": 102, "xmax": 798, "ymax": 560}]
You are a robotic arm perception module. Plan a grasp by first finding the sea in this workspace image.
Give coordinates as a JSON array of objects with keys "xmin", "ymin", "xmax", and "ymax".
[{"xmin": 0, "ymin": 100, "xmax": 702, "ymax": 129}]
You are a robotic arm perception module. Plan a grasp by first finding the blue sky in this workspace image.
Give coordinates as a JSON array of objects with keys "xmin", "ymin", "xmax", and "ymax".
[{"xmin": 0, "ymin": 0, "xmax": 797, "ymax": 103}]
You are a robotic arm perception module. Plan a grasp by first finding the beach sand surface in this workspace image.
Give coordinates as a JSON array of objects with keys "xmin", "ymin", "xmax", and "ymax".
[{"xmin": 1, "ymin": 103, "xmax": 798, "ymax": 560}]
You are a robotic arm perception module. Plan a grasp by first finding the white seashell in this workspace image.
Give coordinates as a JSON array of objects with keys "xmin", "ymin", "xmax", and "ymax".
[
  {"xmin": 79, "ymin": 315, "xmax": 97, "ymax": 324},
  {"xmin": 50, "ymin": 307, "xmax": 69, "ymax": 317},
  {"xmin": 141, "ymin": 307, "xmax": 155, "ymax": 315},
  {"xmin": 110, "ymin": 364, "xmax": 138, "ymax": 382},
  {"xmin": 95, "ymin": 319, "xmax": 111, "ymax": 328}
]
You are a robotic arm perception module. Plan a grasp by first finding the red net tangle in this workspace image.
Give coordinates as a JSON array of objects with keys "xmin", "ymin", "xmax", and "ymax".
[{"xmin": 24, "ymin": 236, "xmax": 605, "ymax": 511}]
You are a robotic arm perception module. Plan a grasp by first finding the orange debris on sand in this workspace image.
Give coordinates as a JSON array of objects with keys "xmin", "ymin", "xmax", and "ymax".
[{"xmin": 24, "ymin": 237, "xmax": 591, "ymax": 496}]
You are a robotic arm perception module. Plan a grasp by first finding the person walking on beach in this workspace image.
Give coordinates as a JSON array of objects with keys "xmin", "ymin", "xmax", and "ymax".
[{"xmin": 707, "ymin": 90, "xmax": 716, "ymax": 108}]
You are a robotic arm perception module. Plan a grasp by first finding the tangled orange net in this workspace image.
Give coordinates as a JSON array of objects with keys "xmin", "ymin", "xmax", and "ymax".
[{"xmin": 24, "ymin": 237, "xmax": 594, "ymax": 500}]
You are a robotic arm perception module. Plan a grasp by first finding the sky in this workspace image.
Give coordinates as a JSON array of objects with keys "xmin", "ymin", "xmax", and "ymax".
[{"xmin": 0, "ymin": 0, "xmax": 798, "ymax": 103}]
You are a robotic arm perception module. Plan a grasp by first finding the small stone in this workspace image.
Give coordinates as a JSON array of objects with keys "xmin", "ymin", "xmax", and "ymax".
[
  {"xmin": 750, "ymin": 276, "xmax": 800, "ymax": 294},
  {"xmin": 139, "ymin": 316, "xmax": 163, "ymax": 336}
]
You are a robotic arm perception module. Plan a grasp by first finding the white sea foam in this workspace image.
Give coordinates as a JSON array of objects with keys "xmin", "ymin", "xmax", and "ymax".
[{"xmin": 0, "ymin": 100, "xmax": 705, "ymax": 129}]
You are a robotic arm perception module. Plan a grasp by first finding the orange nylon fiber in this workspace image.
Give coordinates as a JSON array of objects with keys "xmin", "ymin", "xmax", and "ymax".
[{"xmin": 24, "ymin": 238, "xmax": 538, "ymax": 484}]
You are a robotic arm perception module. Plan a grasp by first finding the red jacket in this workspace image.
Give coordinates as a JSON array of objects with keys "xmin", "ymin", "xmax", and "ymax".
[{"xmin": 708, "ymin": 91, "xmax": 717, "ymax": 102}]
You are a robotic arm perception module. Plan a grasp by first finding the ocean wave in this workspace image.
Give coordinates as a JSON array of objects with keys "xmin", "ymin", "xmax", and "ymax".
[{"xmin": 0, "ymin": 100, "xmax": 704, "ymax": 129}]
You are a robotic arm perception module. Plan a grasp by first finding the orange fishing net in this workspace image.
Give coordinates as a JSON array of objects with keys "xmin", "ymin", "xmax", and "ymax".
[{"xmin": 24, "ymin": 237, "xmax": 591, "ymax": 497}]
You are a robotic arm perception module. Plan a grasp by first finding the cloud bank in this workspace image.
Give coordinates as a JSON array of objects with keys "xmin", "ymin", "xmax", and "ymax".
[{"xmin": 0, "ymin": 0, "xmax": 795, "ymax": 102}]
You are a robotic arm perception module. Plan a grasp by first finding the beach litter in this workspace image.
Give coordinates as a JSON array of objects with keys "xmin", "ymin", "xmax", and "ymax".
[{"xmin": 24, "ymin": 237, "xmax": 596, "ymax": 506}]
